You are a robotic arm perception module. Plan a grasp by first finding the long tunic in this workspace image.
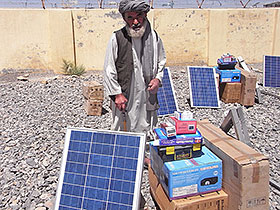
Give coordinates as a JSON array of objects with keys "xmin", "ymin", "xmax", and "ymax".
[{"xmin": 103, "ymin": 30, "xmax": 166, "ymax": 133}]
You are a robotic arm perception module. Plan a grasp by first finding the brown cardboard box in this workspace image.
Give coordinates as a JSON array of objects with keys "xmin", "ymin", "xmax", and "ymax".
[
  {"xmin": 219, "ymin": 82, "xmax": 241, "ymax": 103},
  {"xmin": 82, "ymin": 81, "xmax": 104, "ymax": 100},
  {"xmin": 197, "ymin": 120, "xmax": 269, "ymax": 210},
  {"xmin": 236, "ymin": 67, "xmax": 257, "ymax": 106},
  {"xmin": 84, "ymin": 99, "xmax": 103, "ymax": 116},
  {"xmin": 148, "ymin": 166, "xmax": 228, "ymax": 210}
]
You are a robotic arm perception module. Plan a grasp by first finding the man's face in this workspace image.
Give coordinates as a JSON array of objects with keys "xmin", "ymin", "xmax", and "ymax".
[{"xmin": 124, "ymin": 11, "xmax": 147, "ymax": 31}]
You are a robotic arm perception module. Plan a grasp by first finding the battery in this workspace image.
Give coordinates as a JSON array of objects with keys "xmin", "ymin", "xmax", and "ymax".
[{"xmin": 158, "ymin": 143, "xmax": 202, "ymax": 162}]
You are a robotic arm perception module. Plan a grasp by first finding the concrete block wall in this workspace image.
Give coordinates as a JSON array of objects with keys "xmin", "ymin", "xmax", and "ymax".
[{"xmin": 0, "ymin": 8, "xmax": 279, "ymax": 73}]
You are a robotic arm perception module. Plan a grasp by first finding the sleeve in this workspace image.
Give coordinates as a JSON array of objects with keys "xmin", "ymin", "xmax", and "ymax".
[
  {"xmin": 103, "ymin": 33, "xmax": 122, "ymax": 99},
  {"xmin": 155, "ymin": 36, "xmax": 166, "ymax": 83}
]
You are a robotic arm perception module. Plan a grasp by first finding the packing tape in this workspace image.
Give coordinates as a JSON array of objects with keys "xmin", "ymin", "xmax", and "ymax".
[
  {"xmin": 198, "ymin": 121, "xmax": 261, "ymax": 183},
  {"xmin": 252, "ymin": 162, "xmax": 260, "ymax": 183},
  {"xmin": 211, "ymin": 137, "xmax": 233, "ymax": 144},
  {"xmin": 235, "ymin": 153, "xmax": 264, "ymax": 162}
]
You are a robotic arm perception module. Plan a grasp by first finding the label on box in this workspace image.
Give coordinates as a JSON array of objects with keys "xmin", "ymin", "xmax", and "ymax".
[
  {"xmin": 246, "ymin": 197, "xmax": 267, "ymax": 208},
  {"xmin": 166, "ymin": 147, "xmax": 175, "ymax": 155},
  {"xmin": 221, "ymin": 78, "xmax": 231, "ymax": 82},
  {"xmin": 173, "ymin": 184, "xmax": 198, "ymax": 197}
]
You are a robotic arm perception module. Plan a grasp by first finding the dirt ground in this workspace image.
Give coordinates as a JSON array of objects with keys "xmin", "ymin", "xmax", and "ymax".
[
  {"xmin": 0, "ymin": 63, "xmax": 263, "ymax": 84},
  {"xmin": 0, "ymin": 68, "xmax": 104, "ymax": 84}
]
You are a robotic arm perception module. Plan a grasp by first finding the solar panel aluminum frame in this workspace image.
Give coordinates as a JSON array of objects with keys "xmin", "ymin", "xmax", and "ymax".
[
  {"xmin": 187, "ymin": 66, "xmax": 220, "ymax": 108},
  {"xmin": 157, "ymin": 67, "xmax": 179, "ymax": 116},
  {"xmin": 263, "ymin": 55, "xmax": 280, "ymax": 88},
  {"xmin": 55, "ymin": 128, "xmax": 146, "ymax": 210}
]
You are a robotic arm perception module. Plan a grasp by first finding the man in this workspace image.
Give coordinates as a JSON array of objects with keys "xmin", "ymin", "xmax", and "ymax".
[{"xmin": 103, "ymin": 0, "xmax": 166, "ymax": 134}]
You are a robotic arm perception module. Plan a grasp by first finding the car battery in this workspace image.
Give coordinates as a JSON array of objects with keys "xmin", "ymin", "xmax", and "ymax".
[
  {"xmin": 217, "ymin": 58, "xmax": 237, "ymax": 70},
  {"xmin": 167, "ymin": 116, "xmax": 197, "ymax": 134},
  {"xmin": 217, "ymin": 53, "xmax": 237, "ymax": 70},
  {"xmin": 158, "ymin": 143, "xmax": 202, "ymax": 162},
  {"xmin": 215, "ymin": 66, "xmax": 241, "ymax": 83}
]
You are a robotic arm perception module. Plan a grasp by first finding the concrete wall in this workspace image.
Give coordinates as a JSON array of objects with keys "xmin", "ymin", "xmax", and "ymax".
[
  {"xmin": 0, "ymin": 9, "xmax": 74, "ymax": 73},
  {"xmin": 0, "ymin": 8, "xmax": 279, "ymax": 73}
]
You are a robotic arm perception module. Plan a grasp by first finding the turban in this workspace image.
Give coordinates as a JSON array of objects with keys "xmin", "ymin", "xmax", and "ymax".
[{"xmin": 119, "ymin": 0, "xmax": 150, "ymax": 14}]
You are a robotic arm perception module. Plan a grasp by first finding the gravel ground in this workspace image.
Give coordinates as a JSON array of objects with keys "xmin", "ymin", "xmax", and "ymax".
[{"xmin": 0, "ymin": 65, "xmax": 279, "ymax": 210}]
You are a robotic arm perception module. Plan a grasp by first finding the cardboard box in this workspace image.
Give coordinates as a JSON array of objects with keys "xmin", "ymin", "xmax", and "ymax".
[
  {"xmin": 215, "ymin": 67, "xmax": 241, "ymax": 83},
  {"xmin": 150, "ymin": 143, "xmax": 222, "ymax": 200},
  {"xmin": 238, "ymin": 68, "xmax": 257, "ymax": 106},
  {"xmin": 219, "ymin": 82, "xmax": 241, "ymax": 103},
  {"xmin": 84, "ymin": 99, "xmax": 103, "ymax": 116},
  {"xmin": 197, "ymin": 120, "xmax": 269, "ymax": 210},
  {"xmin": 148, "ymin": 166, "xmax": 228, "ymax": 210},
  {"xmin": 167, "ymin": 116, "xmax": 197, "ymax": 134},
  {"xmin": 82, "ymin": 81, "xmax": 104, "ymax": 100}
]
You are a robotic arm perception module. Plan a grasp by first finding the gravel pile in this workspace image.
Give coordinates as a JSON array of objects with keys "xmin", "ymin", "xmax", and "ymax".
[{"xmin": 0, "ymin": 66, "xmax": 279, "ymax": 209}]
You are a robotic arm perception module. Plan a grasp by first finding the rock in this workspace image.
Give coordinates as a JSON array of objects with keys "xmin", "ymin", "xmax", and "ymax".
[
  {"xmin": 44, "ymin": 199, "xmax": 54, "ymax": 209},
  {"xmin": 17, "ymin": 76, "xmax": 29, "ymax": 81},
  {"xmin": 0, "ymin": 67, "xmax": 279, "ymax": 209},
  {"xmin": 35, "ymin": 207, "xmax": 46, "ymax": 210},
  {"xmin": 26, "ymin": 158, "xmax": 37, "ymax": 167}
]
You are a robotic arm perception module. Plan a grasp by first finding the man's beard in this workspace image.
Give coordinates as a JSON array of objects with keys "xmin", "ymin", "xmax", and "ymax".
[{"xmin": 126, "ymin": 19, "xmax": 147, "ymax": 38}]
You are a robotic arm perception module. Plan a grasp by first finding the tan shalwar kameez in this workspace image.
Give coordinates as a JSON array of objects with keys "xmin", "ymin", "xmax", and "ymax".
[{"xmin": 103, "ymin": 30, "xmax": 166, "ymax": 133}]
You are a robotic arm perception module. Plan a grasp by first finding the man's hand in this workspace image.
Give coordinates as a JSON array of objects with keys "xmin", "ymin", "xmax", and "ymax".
[
  {"xmin": 147, "ymin": 78, "xmax": 160, "ymax": 94},
  {"xmin": 115, "ymin": 93, "xmax": 128, "ymax": 111}
]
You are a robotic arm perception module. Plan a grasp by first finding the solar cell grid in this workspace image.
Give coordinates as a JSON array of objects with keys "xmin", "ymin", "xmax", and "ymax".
[
  {"xmin": 157, "ymin": 67, "xmax": 178, "ymax": 116},
  {"xmin": 263, "ymin": 55, "xmax": 280, "ymax": 87},
  {"xmin": 55, "ymin": 128, "xmax": 145, "ymax": 210},
  {"xmin": 187, "ymin": 66, "xmax": 220, "ymax": 108}
]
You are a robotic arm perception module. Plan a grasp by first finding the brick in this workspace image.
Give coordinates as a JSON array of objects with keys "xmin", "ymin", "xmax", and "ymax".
[
  {"xmin": 84, "ymin": 99, "xmax": 103, "ymax": 116},
  {"xmin": 82, "ymin": 81, "xmax": 104, "ymax": 100}
]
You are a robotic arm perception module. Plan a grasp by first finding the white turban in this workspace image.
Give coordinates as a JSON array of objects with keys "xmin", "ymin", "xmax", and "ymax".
[{"xmin": 118, "ymin": 0, "xmax": 150, "ymax": 14}]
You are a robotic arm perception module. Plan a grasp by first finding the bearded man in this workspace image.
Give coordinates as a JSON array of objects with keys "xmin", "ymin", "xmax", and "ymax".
[{"xmin": 103, "ymin": 0, "xmax": 166, "ymax": 134}]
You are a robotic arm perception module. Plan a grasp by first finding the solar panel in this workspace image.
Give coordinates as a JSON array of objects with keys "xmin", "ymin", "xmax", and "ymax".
[
  {"xmin": 157, "ymin": 67, "xmax": 178, "ymax": 116},
  {"xmin": 263, "ymin": 55, "xmax": 280, "ymax": 87},
  {"xmin": 55, "ymin": 128, "xmax": 146, "ymax": 210},
  {"xmin": 187, "ymin": 66, "xmax": 220, "ymax": 108}
]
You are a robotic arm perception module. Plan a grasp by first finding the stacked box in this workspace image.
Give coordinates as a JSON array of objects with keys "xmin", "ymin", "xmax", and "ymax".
[
  {"xmin": 82, "ymin": 81, "xmax": 104, "ymax": 100},
  {"xmin": 153, "ymin": 128, "xmax": 203, "ymax": 161},
  {"xmin": 215, "ymin": 67, "xmax": 241, "ymax": 83},
  {"xmin": 239, "ymin": 68, "xmax": 257, "ymax": 106},
  {"xmin": 148, "ymin": 166, "xmax": 228, "ymax": 210},
  {"xmin": 150, "ymin": 143, "xmax": 223, "ymax": 200},
  {"xmin": 219, "ymin": 82, "xmax": 241, "ymax": 103},
  {"xmin": 153, "ymin": 128, "xmax": 203, "ymax": 146},
  {"xmin": 83, "ymin": 81, "xmax": 104, "ymax": 116},
  {"xmin": 198, "ymin": 119, "xmax": 269, "ymax": 210},
  {"xmin": 84, "ymin": 99, "xmax": 103, "ymax": 116},
  {"xmin": 167, "ymin": 116, "xmax": 197, "ymax": 134}
]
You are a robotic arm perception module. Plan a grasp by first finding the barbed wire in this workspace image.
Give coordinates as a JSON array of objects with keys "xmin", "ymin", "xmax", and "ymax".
[{"xmin": 0, "ymin": 0, "xmax": 277, "ymax": 9}]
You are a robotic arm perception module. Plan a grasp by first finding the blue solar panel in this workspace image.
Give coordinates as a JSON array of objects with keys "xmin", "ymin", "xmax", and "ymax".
[
  {"xmin": 187, "ymin": 66, "xmax": 220, "ymax": 108},
  {"xmin": 157, "ymin": 67, "xmax": 178, "ymax": 116},
  {"xmin": 55, "ymin": 128, "xmax": 146, "ymax": 210},
  {"xmin": 263, "ymin": 55, "xmax": 280, "ymax": 87}
]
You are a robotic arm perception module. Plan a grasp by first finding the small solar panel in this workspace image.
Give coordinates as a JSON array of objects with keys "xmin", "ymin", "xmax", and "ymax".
[
  {"xmin": 263, "ymin": 55, "xmax": 280, "ymax": 87},
  {"xmin": 55, "ymin": 128, "xmax": 146, "ymax": 210},
  {"xmin": 187, "ymin": 66, "xmax": 220, "ymax": 108},
  {"xmin": 157, "ymin": 67, "xmax": 178, "ymax": 116}
]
